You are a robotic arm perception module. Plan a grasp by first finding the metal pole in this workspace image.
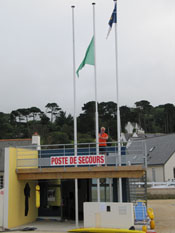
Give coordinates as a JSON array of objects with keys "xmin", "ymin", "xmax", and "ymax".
[
  {"xmin": 109, "ymin": 178, "xmax": 113, "ymax": 202},
  {"xmin": 144, "ymin": 141, "xmax": 148, "ymax": 206},
  {"xmin": 114, "ymin": 0, "xmax": 122, "ymax": 202},
  {"xmin": 71, "ymin": 5, "xmax": 79, "ymax": 227},
  {"xmin": 92, "ymin": 2, "xmax": 100, "ymax": 202}
]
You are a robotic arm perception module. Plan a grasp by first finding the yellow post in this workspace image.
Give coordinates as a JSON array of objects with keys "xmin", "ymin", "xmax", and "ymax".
[{"xmin": 36, "ymin": 185, "xmax": 40, "ymax": 208}]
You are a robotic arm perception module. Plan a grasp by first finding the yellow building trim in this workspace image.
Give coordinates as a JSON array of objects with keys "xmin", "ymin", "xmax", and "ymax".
[
  {"xmin": 16, "ymin": 148, "xmax": 38, "ymax": 169},
  {"xmin": 8, "ymin": 148, "xmax": 38, "ymax": 228}
]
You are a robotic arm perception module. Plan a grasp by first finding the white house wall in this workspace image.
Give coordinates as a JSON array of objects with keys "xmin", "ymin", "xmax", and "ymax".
[
  {"xmin": 125, "ymin": 122, "xmax": 134, "ymax": 134},
  {"xmin": 164, "ymin": 152, "xmax": 175, "ymax": 181},
  {"xmin": 0, "ymin": 189, "xmax": 4, "ymax": 227},
  {"xmin": 147, "ymin": 165, "xmax": 164, "ymax": 182}
]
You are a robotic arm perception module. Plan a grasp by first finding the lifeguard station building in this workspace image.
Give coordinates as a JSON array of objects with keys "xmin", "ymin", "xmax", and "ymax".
[{"xmin": 1, "ymin": 134, "xmax": 147, "ymax": 229}]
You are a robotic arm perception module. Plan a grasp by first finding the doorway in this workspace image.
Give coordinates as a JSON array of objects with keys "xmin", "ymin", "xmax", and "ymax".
[
  {"xmin": 61, "ymin": 179, "xmax": 90, "ymax": 220},
  {"xmin": 38, "ymin": 179, "xmax": 90, "ymax": 220},
  {"xmin": 38, "ymin": 180, "xmax": 61, "ymax": 217}
]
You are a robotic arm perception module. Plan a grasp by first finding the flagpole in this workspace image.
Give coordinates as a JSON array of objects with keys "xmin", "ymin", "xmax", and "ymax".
[
  {"xmin": 114, "ymin": 0, "xmax": 122, "ymax": 202},
  {"xmin": 71, "ymin": 5, "xmax": 79, "ymax": 227},
  {"xmin": 92, "ymin": 2, "xmax": 100, "ymax": 202}
]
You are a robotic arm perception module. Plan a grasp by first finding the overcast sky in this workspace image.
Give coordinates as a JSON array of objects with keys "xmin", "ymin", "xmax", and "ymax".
[{"xmin": 0, "ymin": 0, "xmax": 175, "ymax": 115}]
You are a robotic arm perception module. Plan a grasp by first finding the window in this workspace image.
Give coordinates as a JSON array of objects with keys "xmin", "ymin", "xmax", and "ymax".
[
  {"xmin": 173, "ymin": 168, "xmax": 175, "ymax": 179},
  {"xmin": 0, "ymin": 175, "xmax": 3, "ymax": 189},
  {"xmin": 91, "ymin": 178, "xmax": 112, "ymax": 202}
]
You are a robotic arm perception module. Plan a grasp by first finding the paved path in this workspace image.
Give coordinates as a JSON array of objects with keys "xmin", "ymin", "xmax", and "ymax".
[{"xmin": 2, "ymin": 200, "xmax": 175, "ymax": 233}]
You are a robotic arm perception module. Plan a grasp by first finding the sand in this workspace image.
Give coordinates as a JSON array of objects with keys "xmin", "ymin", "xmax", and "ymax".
[{"xmin": 148, "ymin": 199, "xmax": 175, "ymax": 233}]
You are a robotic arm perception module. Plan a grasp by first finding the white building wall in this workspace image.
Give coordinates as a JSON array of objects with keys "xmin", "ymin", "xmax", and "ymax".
[
  {"xmin": 147, "ymin": 165, "xmax": 164, "ymax": 182},
  {"xmin": 164, "ymin": 152, "xmax": 175, "ymax": 181},
  {"xmin": 84, "ymin": 202, "xmax": 134, "ymax": 229},
  {"xmin": 125, "ymin": 122, "xmax": 134, "ymax": 134},
  {"xmin": 120, "ymin": 133, "xmax": 127, "ymax": 143},
  {"xmin": 0, "ymin": 189, "xmax": 4, "ymax": 227}
]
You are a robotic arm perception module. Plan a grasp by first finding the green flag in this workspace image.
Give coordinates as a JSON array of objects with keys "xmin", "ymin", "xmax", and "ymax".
[{"xmin": 76, "ymin": 36, "xmax": 94, "ymax": 77}]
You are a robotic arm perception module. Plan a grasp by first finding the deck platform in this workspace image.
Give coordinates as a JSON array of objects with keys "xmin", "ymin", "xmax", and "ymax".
[{"xmin": 16, "ymin": 165, "xmax": 145, "ymax": 180}]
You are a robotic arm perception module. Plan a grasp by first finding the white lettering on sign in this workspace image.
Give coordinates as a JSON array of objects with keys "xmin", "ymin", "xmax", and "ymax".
[{"xmin": 50, "ymin": 155, "xmax": 105, "ymax": 166}]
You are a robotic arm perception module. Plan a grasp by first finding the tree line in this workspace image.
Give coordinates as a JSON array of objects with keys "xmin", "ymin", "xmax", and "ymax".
[{"xmin": 0, "ymin": 100, "xmax": 175, "ymax": 144}]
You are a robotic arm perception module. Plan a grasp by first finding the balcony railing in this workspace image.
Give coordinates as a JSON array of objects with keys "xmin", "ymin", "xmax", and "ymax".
[{"xmin": 16, "ymin": 140, "xmax": 147, "ymax": 169}]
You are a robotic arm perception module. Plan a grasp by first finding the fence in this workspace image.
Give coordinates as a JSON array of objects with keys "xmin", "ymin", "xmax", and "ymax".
[{"xmin": 134, "ymin": 181, "xmax": 175, "ymax": 188}]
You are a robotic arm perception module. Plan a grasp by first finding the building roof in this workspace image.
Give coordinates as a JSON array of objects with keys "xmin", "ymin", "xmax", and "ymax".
[
  {"xmin": 121, "ymin": 133, "xmax": 165, "ymax": 142},
  {"xmin": 128, "ymin": 134, "xmax": 175, "ymax": 166},
  {"xmin": 146, "ymin": 134, "xmax": 175, "ymax": 165},
  {"xmin": 0, "ymin": 138, "xmax": 31, "ymax": 142}
]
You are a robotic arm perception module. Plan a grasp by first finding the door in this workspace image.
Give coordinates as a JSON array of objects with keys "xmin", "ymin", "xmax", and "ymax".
[
  {"xmin": 38, "ymin": 180, "xmax": 61, "ymax": 217},
  {"xmin": 61, "ymin": 179, "xmax": 90, "ymax": 220}
]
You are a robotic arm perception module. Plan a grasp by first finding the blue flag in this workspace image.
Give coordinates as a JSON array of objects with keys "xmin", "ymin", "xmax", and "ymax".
[
  {"xmin": 107, "ymin": 2, "xmax": 117, "ymax": 38},
  {"xmin": 108, "ymin": 3, "xmax": 117, "ymax": 27}
]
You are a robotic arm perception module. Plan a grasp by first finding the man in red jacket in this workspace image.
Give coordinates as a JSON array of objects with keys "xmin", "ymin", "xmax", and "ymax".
[{"xmin": 99, "ymin": 127, "xmax": 108, "ymax": 154}]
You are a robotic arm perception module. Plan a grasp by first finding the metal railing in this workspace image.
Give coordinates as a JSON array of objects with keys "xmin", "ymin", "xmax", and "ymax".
[
  {"xmin": 16, "ymin": 140, "xmax": 147, "ymax": 169},
  {"xmin": 125, "ymin": 140, "xmax": 147, "ymax": 166},
  {"xmin": 133, "ymin": 181, "xmax": 175, "ymax": 188}
]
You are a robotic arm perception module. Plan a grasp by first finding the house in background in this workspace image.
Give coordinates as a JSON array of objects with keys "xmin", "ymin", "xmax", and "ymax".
[
  {"xmin": 146, "ymin": 134, "xmax": 175, "ymax": 182},
  {"xmin": 127, "ymin": 134, "xmax": 175, "ymax": 182},
  {"xmin": 125, "ymin": 122, "xmax": 145, "ymax": 135},
  {"xmin": 121, "ymin": 122, "xmax": 145, "ymax": 144}
]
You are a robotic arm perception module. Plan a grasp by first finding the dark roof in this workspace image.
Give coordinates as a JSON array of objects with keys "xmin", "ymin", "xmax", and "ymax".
[
  {"xmin": 0, "ymin": 139, "xmax": 32, "ymax": 172},
  {"xmin": 123, "ymin": 133, "xmax": 132, "ymax": 141},
  {"xmin": 146, "ymin": 134, "xmax": 175, "ymax": 165},
  {"xmin": 145, "ymin": 133, "xmax": 165, "ymax": 138},
  {"xmin": 0, "ymin": 139, "xmax": 32, "ymax": 142},
  {"xmin": 128, "ymin": 134, "xmax": 175, "ymax": 166},
  {"xmin": 122, "ymin": 133, "xmax": 165, "ymax": 141}
]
